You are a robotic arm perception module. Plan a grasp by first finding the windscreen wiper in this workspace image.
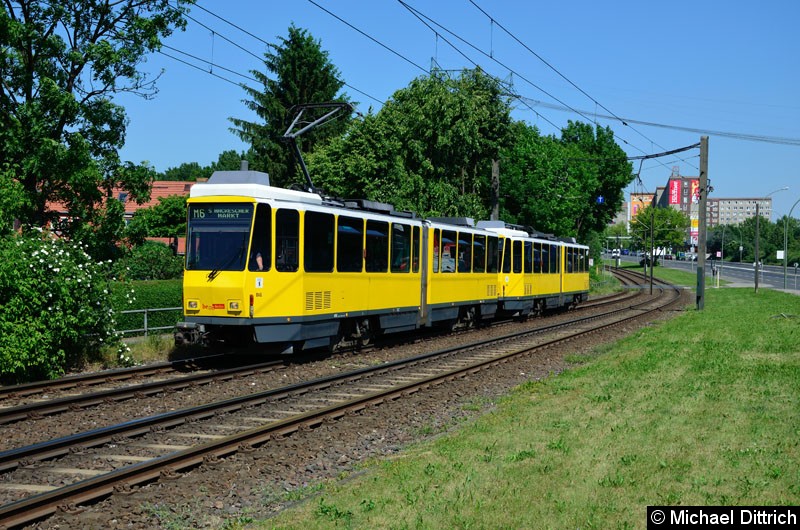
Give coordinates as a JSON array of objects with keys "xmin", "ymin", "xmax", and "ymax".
[{"xmin": 207, "ymin": 244, "xmax": 245, "ymax": 282}]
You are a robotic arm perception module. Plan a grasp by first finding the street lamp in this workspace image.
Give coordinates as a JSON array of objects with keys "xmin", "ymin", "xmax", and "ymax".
[
  {"xmin": 784, "ymin": 196, "xmax": 800, "ymax": 289},
  {"xmin": 755, "ymin": 186, "xmax": 788, "ymax": 293},
  {"xmin": 718, "ymin": 224, "xmax": 727, "ymax": 286},
  {"xmin": 735, "ymin": 226, "xmax": 744, "ymax": 262}
]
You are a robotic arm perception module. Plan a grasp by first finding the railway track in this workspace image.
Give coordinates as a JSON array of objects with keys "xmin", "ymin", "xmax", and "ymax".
[
  {"xmin": 0, "ymin": 269, "xmax": 683, "ymax": 529},
  {"xmin": 0, "ymin": 269, "xmax": 643, "ymax": 427},
  {"xmin": 0, "ymin": 358, "xmax": 285, "ymax": 425}
]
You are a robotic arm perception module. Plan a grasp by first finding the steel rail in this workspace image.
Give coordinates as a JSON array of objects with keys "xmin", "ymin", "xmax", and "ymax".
[
  {"xmin": 0, "ymin": 271, "xmax": 641, "ymax": 424},
  {"xmin": 0, "ymin": 355, "xmax": 228, "ymax": 400},
  {"xmin": 0, "ymin": 270, "xmax": 682, "ymax": 529},
  {"xmin": 0, "ymin": 269, "xmax": 663, "ymax": 471},
  {"xmin": 0, "ymin": 359, "xmax": 285, "ymax": 425}
]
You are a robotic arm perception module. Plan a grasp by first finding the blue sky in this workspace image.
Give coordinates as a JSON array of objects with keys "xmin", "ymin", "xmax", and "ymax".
[{"xmin": 117, "ymin": 0, "xmax": 800, "ymax": 220}]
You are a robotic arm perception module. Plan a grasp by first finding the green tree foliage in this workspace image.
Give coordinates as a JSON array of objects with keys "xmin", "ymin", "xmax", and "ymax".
[
  {"xmin": 0, "ymin": 231, "xmax": 128, "ymax": 382},
  {"xmin": 310, "ymin": 68, "xmax": 512, "ymax": 219},
  {"xmin": 721, "ymin": 215, "xmax": 798, "ymax": 265},
  {"xmin": 125, "ymin": 194, "xmax": 187, "ymax": 246},
  {"xmin": 211, "ymin": 149, "xmax": 253, "ymax": 172},
  {"xmin": 708, "ymin": 224, "xmax": 744, "ymax": 263},
  {"xmin": 629, "ymin": 205, "xmax": 690, "ymax": 254},
  {"xmin": 161, "ymin": 161, "xmax": 210, "ymax": 182},
  {"xmin": 0, "ymin": 165, "xmax": 25, "ymax": 235},
  {"xmin": 0, "ymin": 0, "xmax": 190, "ymax": 258},
  {"xmin": 229, "ymin": 25, "xmax": 352, "ymax": 188},
  {"xmin": 160, "ymin": 150, "xmax": 252, "ymax": 181},
  {"xmin": 500, "ymin": 121, "xmax": 632, "ymax": 241},
  {"xmin": 776, "ymin": 215, "xmax": 800, "ymax": 266},
  {"xmin": 114, "ymin": 240, "xmax": 183, "ymax": 281},
  {"xmin": 603, "ymin": 222, "xmax": 629, "ymax": 250}
]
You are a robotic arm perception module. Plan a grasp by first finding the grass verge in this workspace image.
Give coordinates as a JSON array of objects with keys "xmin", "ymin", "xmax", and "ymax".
[{"xmin": 259, "ymin": 287, "xmax": 800, "ymax": 529}]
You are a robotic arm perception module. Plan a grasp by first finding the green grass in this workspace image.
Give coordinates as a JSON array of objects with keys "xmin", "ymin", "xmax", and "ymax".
[{"xmin": 257, "ymin": 287, "xmax": 800, "ymax": 529}]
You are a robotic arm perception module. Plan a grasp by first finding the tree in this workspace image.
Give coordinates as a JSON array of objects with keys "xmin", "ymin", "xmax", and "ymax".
[
  {"xmin": 603, "ymin": 221, "xmax": 629, "ymax": 251},
  {"xmin": 229, "ymin": 24, "xmax": 352, "ymax": 188},
  {"xmin": 125, "ymin": 194, "xmax": 187, "ymax": 246},
  {"xmin": 210, "ymin": 149, "xmax": 252, "ymax": 172},
  {"xmin": 559, "ymin": 121, "xmax": 632, "ymax": 235},
  {"xmin": 629, "ymin": 205, "xmax": 689, "ymax": 256},
  {"xmin": 777, "ymin": 215, "xmax": 800, "ymax": 266},
  {"xmin": 160, "ymin": 150, "xmax": 252, "ymax": 181},
  {"xmin": 0, "ymin": 0, "xmax": 191, "ymax": 255},
  {"xmin": 0, "ymin": 164, "xmax": 24, "ymax": 235},
  {"xmin": 161, "ymin": 162, "xmax": 210, "ymax": 182},
  {"xmin": 309, "ymin": 68, "xmax": 513, "ymax": 219},
  {"xmin": 499, "ymin": 121, "xmax": 633, "ymax": 241}
]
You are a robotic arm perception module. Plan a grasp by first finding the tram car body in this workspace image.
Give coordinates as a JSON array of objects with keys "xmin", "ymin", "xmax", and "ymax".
[{"xmin": 176, "ymin": 169, "xmax": 589, "ymax": 351}]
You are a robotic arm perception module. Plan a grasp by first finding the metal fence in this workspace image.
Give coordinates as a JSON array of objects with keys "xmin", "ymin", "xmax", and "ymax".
[{"xmin": 116, "ymin": 307, "xmax": 181, "ymax": 337}]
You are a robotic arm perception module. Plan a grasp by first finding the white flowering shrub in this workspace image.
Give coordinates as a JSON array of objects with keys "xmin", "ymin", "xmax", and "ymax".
[{"xmin": 0, "ymin": 231, "xmax": 123, "ymax": 382}]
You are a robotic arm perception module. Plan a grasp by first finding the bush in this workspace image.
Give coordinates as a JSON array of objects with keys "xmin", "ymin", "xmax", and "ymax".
[
  {"xmin": 112, "ymin": 279, "xmax": 183, "ymax": 334},
  {"xmin": 114, "ymin": 240, "xmax": 184, "ymax": 281},
  {"xmin": 0, "ymin": 231, "xmax": 128, "ymax": 383}
]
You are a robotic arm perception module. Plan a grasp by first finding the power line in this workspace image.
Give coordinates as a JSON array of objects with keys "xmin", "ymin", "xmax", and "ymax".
[
  {"xmin": 396, "ymin": 0, "xmax": 672, "ymax": 168},
  {"xmin": 306, "ymin": 0, "xmax": 565, "ymax": 134},
  {"xmin": 161, "ymin": 44, "xmax": 258, "ymax": 83},
  {"xmin": 467, "ymin": 0, "xmax": 673, "ymax": 154},
  {"xmin": 164, "ymin": 2, "xmax": 384, "ymax": 106},
  {"xmin": 191, "ymin": 1, "xmax": 269, "ymax": 48},
  {"xmin": 158, "ymin": 50, "xmax": 245, "ymax": 88},
  {"xmin": 627, "ymin": 142, "xmax": 700, "ymax": 161},
  {"xmin": 179, "ymin": 8, "xmax": 263, "ymax": 62},
  {"xmin": 306, "ymin": 0, "xmax": 429, "ymax": 75},
  {"xmin": 518, "ymin": 97, "xmax": 800, "ymax": 147}
]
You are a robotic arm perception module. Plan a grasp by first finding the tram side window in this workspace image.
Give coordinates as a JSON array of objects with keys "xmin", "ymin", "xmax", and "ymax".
[
  {"xmin": 550, "ymin": 244, "xmax": 559, "ymax": 273},
  {"xmin": 412, "ymin": 226, "xmax": 421, "ymax": 273},
  {"xmin": 540, "ymin": 244, "xmax": 549, "ymax": 274},
  {"xmin": 249, "ymin": 204, "xmax": 272, "ymax": 271},
  {"xmin": 275, "ymin": 209, "xmax": 299, "ymax": 272},
  {"xmin": 433, "ymin": 229, "xmax": 440, "ymax": 273},
  {"xmin": 534, "ymin": 242, "xmax": 542, "ymax": 273},
  {"xmin": 365, "ymin": 220, "xmax": 388, "ymax": 272},
  {"xmin": 581, "ymin": 249, "xmax": 588, "ymax": 272},
  {"xmin": 441, "ymin": 230, "xmax": 456, "ymax": 273},
  {"xmin": 502, "ymin": 239, "xmax": 512, "ymax": 274},
  {"xmin": 566, "ymin": 248, "xmax": 573, "ymax": 273},
  {"xmin": 513, "ymin": 240, "xmax": 523, "ymax": 273},
  {"xmin": 487, "ymin": 236, "xmax": 499, "ymax": 273},
  {"xmin": 458, "ymin": 232, "xmax": 472, "ymax": 273},
  {"xmin": 524, "ymin": 241, "xmax": 532, "ymax": 273},
  {"xmin": 391, "ymin": 223, "xmax": 411, "ymax": 273},
  {"xmin": 473, "ymin": 234, "xmax": 486, "ymax": 273},
  {"xmin": 304, "ymin": 211, "xmax": 334, "ymax": 272},
  {"xmin": 337, "ymin": 216, "xmax": 363, "ymax": 272}
]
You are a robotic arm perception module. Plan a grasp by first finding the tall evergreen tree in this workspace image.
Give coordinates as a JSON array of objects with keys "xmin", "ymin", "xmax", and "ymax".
[{"xmin": 229, "ymin": 24, "xmax": 352, "ymax": 188}]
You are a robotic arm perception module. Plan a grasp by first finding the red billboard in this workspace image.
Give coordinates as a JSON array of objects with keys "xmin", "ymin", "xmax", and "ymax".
[{"xmin": 669, "ymin": 179, "xmax": 680, "ymax": 205}]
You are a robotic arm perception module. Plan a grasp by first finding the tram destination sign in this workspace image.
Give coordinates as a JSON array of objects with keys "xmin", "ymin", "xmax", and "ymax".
[{"xmin": 191, "ymin": 204, "xmax": 253, "ymax": 221}]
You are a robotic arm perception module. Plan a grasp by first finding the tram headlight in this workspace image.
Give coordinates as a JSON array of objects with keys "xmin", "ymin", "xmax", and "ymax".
[
  {"xmin": 187, "ymin": 299, "xmax": 199, "ymax": 310},
  {"xmin": 228, "ymin": 299, "xmax": 242, "ymax": 312}
]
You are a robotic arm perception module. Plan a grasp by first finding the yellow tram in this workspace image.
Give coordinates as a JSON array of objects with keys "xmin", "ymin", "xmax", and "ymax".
[{"xmin": 176, "ymin": 169, "xmax": 589, "ymax": 352}]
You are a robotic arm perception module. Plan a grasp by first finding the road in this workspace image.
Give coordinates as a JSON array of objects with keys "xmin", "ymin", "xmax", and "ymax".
[{"xmin": 607, "ymin": 255, "xmax": 800, "ymax": 293}]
